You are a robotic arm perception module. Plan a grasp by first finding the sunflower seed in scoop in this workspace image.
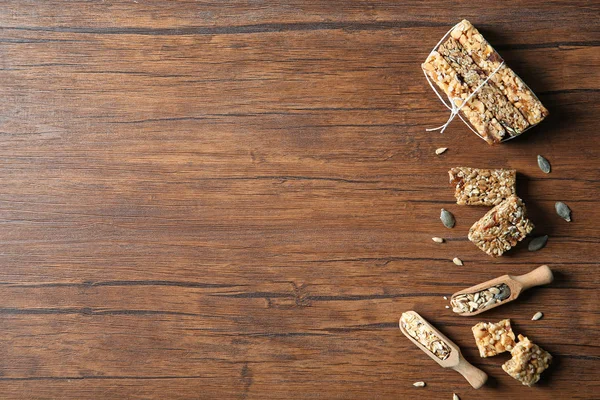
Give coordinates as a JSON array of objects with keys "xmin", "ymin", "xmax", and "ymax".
[
  {"xmin": 555, "ymin": 201, "xmax": 572, "ymax": 222},
  {"xmin": 537, "ymin": 155, "xmax": 551, "ymax": 173},
  {"xmin": 528, "ymin": 235, "xmax": 548, "ymax": 251},
  {"xmin": 440, "ymin": 209, "xmax": 455, "ymax": 228},
  {"xmin": 532, "ymin": 312, "xmax": 543, "ymax": 321},
  {"xmin": 413, "ymin": 381, "xmax": 426, "ymax": 387}
]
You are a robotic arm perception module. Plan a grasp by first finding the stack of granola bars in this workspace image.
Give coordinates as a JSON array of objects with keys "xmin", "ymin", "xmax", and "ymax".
[{"xmin": 422, "ymin": 20, "xmax": 548, "ymax": 144}]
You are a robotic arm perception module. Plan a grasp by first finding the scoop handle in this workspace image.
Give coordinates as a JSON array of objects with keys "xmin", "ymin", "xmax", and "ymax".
[
  {"xmin": 512, "ymin": 265, "xmax": 554, "ymax": 291},
  {"xmin": 453, "ymin": 357, "xmax": 487, "ymax": 389}
]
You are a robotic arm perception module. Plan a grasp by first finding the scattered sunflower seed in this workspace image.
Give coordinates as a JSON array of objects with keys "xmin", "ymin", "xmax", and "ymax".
[
  {"xmin": 435, "ymin": 147, "xmax": 448, "ymax": 155},
  {"xmin": 413, "ymin": 381, "xmax": 426, "ymax": 387},
  {"xmin": 555, "ymin": 201, "xmax": 572, "ymax": 222},
  {"xmin": 537, "ymin": 155, "xmax": 551, "ymax": 173},
  {"xmin": 432, "ymin": 237, "xmax": 444, "ymax": 243},
  {"xmin": 453, "ymin": 394, "xmax": 460, "ymax": 400},
  {"xmin": 440, "ymin": 209, "xmax": 455, "ymax": 228},
  {"xmin": 445, "ymin": 305, "xmax": 450, "ymax": 309},
  {"xmin": 528, "ymin": 235, "xmax": 548, "ymax": 251},
  {"xmin": 443, "ymin": 296, "xmax": 448, "ymax": 300},
  {"xmin": 453, "ymin": 257, "xmax": 463, "ymax": 266},
  {"xmin": 532, "ymin": 312, "xmax": 543, "ymax": 321}
]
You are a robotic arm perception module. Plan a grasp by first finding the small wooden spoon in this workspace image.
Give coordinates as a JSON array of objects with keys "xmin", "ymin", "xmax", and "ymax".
[
  {"xmin": 399, "ymin": 311, "xmax": 487, "ymax": 389},
  {"xmin": 451, "ymin": 265, "xmax": 554, "ymax": 316}
]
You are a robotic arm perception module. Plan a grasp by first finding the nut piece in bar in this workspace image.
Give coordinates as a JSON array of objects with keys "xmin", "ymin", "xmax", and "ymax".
[
  {"xmin": 450, "ymin": 20, "xmax": 549, "ymax": 126},
  {"xmin": 502, "ymin": 334, "xmax": 552, "ymax": 386},
  {"xmin": 422, "ymin": 52, "xmax": 506, "ymax": 144},
  {"xmin": 449, "ymin": 167, "xmax": 516, "ymax": 206},
  {"xmin": 468, "ymin": 195, "xmax": 534, "ymax": 257},
  {"xmin": 472, "ymin": 319, "xmax": 516, "ymax": 357},
  {"xmin": 400, "ymin": 312, "xmax": 452, "ymax": 360},
  {"xmin": 438, "ymin": 37, "xmax": 529, "ymax": 140}
]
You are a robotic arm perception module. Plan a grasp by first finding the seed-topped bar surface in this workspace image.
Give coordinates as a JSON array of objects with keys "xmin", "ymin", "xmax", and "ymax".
[
  {"xmin": 468, "ymin": 195, "xmax": 534, "ymax": 256},
  {"xmin": 449, "ymin": 167, "xmax": 516, "ymax": 206}
]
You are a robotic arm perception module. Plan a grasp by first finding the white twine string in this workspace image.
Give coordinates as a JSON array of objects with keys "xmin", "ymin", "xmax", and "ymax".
[{"xmin": 423, "ymin": 22, "xmax": 507, "ymax": 140}]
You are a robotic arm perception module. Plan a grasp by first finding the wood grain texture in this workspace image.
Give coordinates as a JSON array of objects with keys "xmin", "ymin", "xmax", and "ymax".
[{"xmin": 0, "ymin": 1, "xmax": 598, "ymax": 399}]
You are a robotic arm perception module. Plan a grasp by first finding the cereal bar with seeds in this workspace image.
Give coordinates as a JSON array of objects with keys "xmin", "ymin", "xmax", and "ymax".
[
  {"xmin": 502, "ymin": 334, "xmax": 552, "ymax": 386},
  {"xmin": 450, "ymin": 20, "xmax": 549, "ymax": 126},
  {"xmin": 400, "ymin": 312, "xmax": 451, "ymax": 360},
  {"xmin": 422, "ymin": 52, "xmax": 506, "ymax": 144},
  {"xmin": 438, "ymin": 38, "xmax": 529, "ymax": 139},
  {"xmin": 472, "ymin": 319, "xmax": 516, "ymax": 358},
  {"xmin": 468, "ymin": 195, "xmax": 534, "ymax": 257},
  {"xmin": 449, "ymin": 167, "xmax": 516, "ymax": 206}
]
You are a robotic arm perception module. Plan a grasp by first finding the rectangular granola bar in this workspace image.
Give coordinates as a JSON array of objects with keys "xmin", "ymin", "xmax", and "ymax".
[
  {"xmin": 450, "ymin": 20, "xmax": 549, "ymax": 126},
  {"xmin": 472, "ymin": 319, "xmax": 516, "ymax": 357},
  {"xmin": 422, "ymin": 52, "xmax": 506, "ymax": 144},
  {"xmin": 502, "ymin": 334, "xmax": 552, "ymax": 386},
  {"xmin": 438, "ymin": 37, "xmax": 529, "ymax": 138},
  {"xmin": 449, "ymin": 167, "xmax": 516, "ymax": 206},
  {"xmin": 468, "ymin": 195, "xmax": 534, "ymax": 257}
]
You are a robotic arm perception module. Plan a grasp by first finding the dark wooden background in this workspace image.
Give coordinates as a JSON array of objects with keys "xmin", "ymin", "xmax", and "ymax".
[{"xmin": 0, "ymin": 1, "xmax": 598, "ymax": 399}]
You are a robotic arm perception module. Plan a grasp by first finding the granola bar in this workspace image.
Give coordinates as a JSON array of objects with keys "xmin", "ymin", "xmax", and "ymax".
[
  {"xmin": 468, "ymin": 195, "xmax": 534, "ymax": 257},
  {"xmin": 400, "ymin": 312, "xmax": 451, "ymax": 360},
  {"xmin": 449, "ymin": 167, "xmax": 516, "ymax": 206},
  {"xmin": 438, "ymin": 37, "xmax": 529, "ymax": 138},
  {"xmin": 472, "ymin": 319, "xmax": 516, "ymax": 357},
  {"xmin": 422, "ymin": 51, "xmax": 506, "ymax": 144},
  {"xmin": 502, "ymin": 334, "xmax": 552, "ymax": 386},
  {"xmin": 450, "ymin": 20, "xmax": 549, "ymax": 126}
]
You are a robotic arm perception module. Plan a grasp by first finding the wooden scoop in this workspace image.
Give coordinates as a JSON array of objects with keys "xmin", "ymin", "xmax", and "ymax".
[
  {"xmin": 399, "ymin": 311, "xmax": 487, "ymax": 389},
  {"xmin": 451, "ymin": 265, "xmax": 554, "ymax": 316}
]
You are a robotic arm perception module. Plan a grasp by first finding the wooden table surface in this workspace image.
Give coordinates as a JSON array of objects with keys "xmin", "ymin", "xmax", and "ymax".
[{"xmin": 0, "ymin": 1, "xmax": 598, "ymax": 399}]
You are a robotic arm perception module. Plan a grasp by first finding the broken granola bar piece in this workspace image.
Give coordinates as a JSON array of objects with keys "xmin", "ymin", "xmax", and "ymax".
[
  {"xmin": 450, "ymin": 20, "xmax": 549, "ymax": 126},
  {"xmin": 472, "ymin": 319, "xmax": 516, "ymax": 357},
  {"xmin": 502, "ymin": 334, "xmax": 552, "ymax": 386},
  {"xmin": 468, "ymin": 195, "xmax": 534, "ymax": 257},
  {"xmin": 449, "ymin": 167, "xmax": 516, "ymax": 206}
]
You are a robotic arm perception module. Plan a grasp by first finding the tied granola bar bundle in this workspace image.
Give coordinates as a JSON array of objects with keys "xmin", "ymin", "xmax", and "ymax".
[{"xmin": 422, "ymin": 20, "xmax": 548, "ymax": 144}]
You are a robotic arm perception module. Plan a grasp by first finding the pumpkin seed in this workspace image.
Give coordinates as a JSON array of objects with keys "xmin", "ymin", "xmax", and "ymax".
[
  {"xmin": 537, "ymin": 155, "xmax": 551, "ymax": 173},
  {"xmin": 495, "ymin": 284, "xmax": 511, "ymax": 301},
  {"xmin": 440, "ymin": 209, "xmax": 455, "ymax": 228},
  {"xmin": 555, "ymin": 201, "xmax": 572, "ymax": 222},
  {"xmin": 435, "ymin": 147, "xmax": 448, "ymax": 155},
  {"xmin": 532, "ymin": 312, "xmax": 543, "ymax": 321},
  {"xmin": 528, "ymin": 235, "xmax": 548, "ymax": 251}
]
